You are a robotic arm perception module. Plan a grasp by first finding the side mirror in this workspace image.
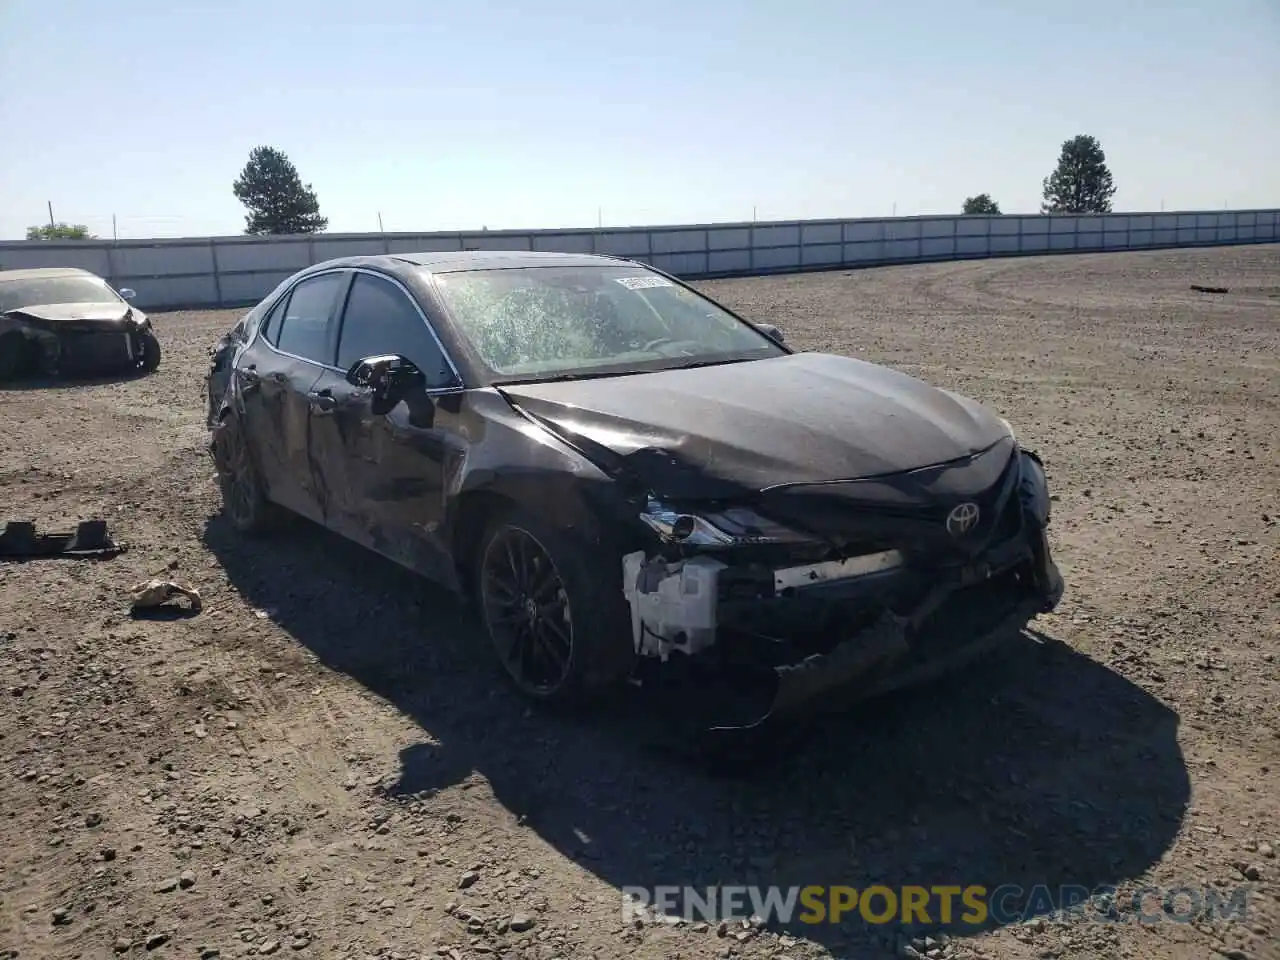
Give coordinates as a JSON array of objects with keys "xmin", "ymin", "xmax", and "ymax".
[
  {"xmin": 756, "ymin": 322, "xmax": 784, "ymax": 344},
  {"xmin": 346, "ymin": 354, "xmax": 426, "ymax": 414},
  {"xmin": 119, "ymin": 287, "xmax": 137, "ymax": 301}
]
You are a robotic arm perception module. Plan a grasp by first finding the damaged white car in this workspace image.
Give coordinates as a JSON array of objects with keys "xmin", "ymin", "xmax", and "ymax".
[{"xmin": 0, "ymin": 267, "xmax": 161, "ymax": 380}]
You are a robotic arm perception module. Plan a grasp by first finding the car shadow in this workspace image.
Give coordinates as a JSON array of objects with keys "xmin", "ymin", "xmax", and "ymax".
[
  {"xmin": 129, "ymin": 605, "xmax": 202, "ymax": 622},
  {"xmin": 0, "ymin": 369, "xmax": 153, "ymax": 391},
  {"xmin": 202, "ymin": 512, "xmax": 1190, "ymax": 955}
]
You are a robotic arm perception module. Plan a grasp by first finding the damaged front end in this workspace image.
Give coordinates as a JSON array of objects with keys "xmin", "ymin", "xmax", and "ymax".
[
  {"xmin": 620, "ymin": 443, "xmax": 1065, "ymax": 733},
  {"xmin": 0, "ymin": 307, "xmax": 155, "ymax": 379},
  {"xmin": 205, "ymin": 321, "xmax": 245, "ymax": 428}
]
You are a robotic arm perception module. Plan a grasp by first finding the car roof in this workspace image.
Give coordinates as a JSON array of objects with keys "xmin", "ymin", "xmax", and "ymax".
[
  {"xmin": 305, "ymin": 249, "xmax": 636, "ymax": 277},
  {"xmin": 0, "ymin": 267, "xmax": 98, "ymax": 283}
]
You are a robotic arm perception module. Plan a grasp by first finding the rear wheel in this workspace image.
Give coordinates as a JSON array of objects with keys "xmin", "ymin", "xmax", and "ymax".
[
  {"xmin": 210, "ymin": 412, "xmax": 282, "ymax": 535},
  {"xmin": 475, "ymin": 507, "xmax": 635, "ymax": 704}
]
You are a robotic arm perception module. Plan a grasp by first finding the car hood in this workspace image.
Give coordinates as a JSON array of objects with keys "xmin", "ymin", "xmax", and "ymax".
[
  {"xmin": 498, "ymin": 352, "xmax": 1011, "ymax": 499},
  {"xmin": 2, "ymin": 301, "xmax": 137, "ymax": 326}
]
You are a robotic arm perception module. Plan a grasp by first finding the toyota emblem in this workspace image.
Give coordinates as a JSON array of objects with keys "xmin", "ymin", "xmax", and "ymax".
[{"xmin": 946, "ymin": 502, "xmax": 981, "ymax": 537}]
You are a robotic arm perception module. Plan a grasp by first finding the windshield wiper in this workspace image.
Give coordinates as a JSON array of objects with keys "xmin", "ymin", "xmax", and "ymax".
[
  {"xmin": 498, "ymin": 356, "xmax": 756, "ymax": 385},
  {"xmin": 496, "ymin": 370, "xmax": 630, "ymax": 385},
  {"xmin": 666, "ymin": 357, "xmax": 751, "ymax": 371}
]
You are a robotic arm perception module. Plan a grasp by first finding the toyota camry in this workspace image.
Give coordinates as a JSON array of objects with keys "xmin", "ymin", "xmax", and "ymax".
[{"xmin": 204, "ymin": 251, "xmax": 1064, "ymax": 731}]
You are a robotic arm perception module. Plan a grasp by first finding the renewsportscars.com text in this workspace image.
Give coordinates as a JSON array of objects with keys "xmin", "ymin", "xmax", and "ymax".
[{"xmin": 621, "ymin": 884, "xmax": 1254, "ymax": 927}]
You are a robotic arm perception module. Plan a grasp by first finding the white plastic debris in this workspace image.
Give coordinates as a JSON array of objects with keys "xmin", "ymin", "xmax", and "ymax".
[{"xmin": 129, "ymin": 579, "xmax": 202, "ymax": 613}]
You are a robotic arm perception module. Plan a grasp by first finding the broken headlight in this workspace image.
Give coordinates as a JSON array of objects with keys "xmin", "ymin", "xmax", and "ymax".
[{"xmin": 639, "ymin": 499, "xmax": 815, "ymax": 546}]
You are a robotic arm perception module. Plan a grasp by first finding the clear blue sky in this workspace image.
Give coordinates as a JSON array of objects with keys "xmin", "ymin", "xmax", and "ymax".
[{"xmin": 1, "ymin": 0, "xmax": 1276, "ymax": 240}]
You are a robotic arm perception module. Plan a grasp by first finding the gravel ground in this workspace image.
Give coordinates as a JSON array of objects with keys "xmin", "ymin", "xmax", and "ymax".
[{"xmin": 1, "ymin": 244, "xmax": 1277, "ymax": 960}]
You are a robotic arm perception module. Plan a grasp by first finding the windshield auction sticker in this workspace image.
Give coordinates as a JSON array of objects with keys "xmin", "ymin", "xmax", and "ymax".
[{"xmin": 615, "ymin": 276, "xmax": 674, "ymax": 289}]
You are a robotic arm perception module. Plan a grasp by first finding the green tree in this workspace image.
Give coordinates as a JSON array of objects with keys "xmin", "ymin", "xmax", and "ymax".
[
  {"xmin": 1041, "ymin": 134, "xmax": 1117, "ymax": 214},
  {"xmin": 26, "ymin": 223, "xmax": 95, "ymax": 240},
  {"xmin": 962, "ymin": 194, "xmax": 1001, "ymax": 215},
  {"xmin": 232, "ymin": 146, "xmax": 328, "ymax": 235}
]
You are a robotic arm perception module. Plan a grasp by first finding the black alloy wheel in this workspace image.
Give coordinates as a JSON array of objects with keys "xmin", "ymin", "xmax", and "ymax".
[
  {"xmin": 479, "ymin": 525, "xmax": 576, "ymax": 697},
  {"xmin": 138, "ymin": 330, "xmax": 162, "ymax": 373},
  {"xmin": 0, "ymin": 332, "xmax": 25, "ymax": 381},
  {"xmin": 211, "ymin": 415, "xmax": 276, "ymax": 534}
]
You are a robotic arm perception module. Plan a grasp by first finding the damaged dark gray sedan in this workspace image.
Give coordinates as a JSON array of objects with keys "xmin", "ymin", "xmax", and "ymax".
[
  {"xmin": 205, "ymin": 251, "xmax": 1064, "ymax": 731},
  {"xmin": 0, "ymin": 268, "xmax": 161, "ymax": 380}
]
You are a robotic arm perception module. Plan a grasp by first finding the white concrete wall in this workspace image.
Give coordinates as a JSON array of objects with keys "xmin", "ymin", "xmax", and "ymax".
[{"xmin": 1, "ymin": 209, "xmax": 1276, "ymax": 311}]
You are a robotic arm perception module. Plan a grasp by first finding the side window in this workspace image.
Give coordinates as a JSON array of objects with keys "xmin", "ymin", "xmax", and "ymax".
[
  {"xmin": 274, "ymin": 273, "xmax": 344, "ymax": 362},
  {"xmin": 259, "ymin": 296, "xmax": 288, "ymax": 345},
  {"xmin": 336, "ymin": 274, "xmax": 455, "ymax": 387}
]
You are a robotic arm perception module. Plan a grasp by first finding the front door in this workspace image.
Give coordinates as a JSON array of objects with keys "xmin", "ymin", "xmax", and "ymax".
[
  {"xmin": 308, "ymin": 270, "xmax": 463, "ymax": 584},
  {"xmin": 238, "ymin": 270, "xmax": 346, "ymax": 523}
]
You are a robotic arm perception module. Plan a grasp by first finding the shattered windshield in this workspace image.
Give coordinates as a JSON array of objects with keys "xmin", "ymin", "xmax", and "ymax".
[
  {"xmin": 0, "ymin": 275, "xmax": 121, "ymax": 313},
  {"xmin": 430, "ymin": 265, "xmax": 784, "ymax": 382}
]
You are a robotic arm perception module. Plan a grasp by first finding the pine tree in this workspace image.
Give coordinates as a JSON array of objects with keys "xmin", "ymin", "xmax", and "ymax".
[
  {"xmin": 1041, "ymin": 135, "xmax": 1117, "ymax": 214},
  {"xmin": 232, "ymin": 146, "xmax": 328, "ymax": 235}
]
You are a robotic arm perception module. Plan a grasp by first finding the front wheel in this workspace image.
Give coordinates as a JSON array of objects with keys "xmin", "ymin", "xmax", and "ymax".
[
  {"xmin": 475, "ymin": 507, "xmax": 635, "ymax": 705},
  {"xmin": 210, "ymin": 413, "xmax": 283, "ymax": 535},
  {"xmin": 0, "ymin": 331, "xmax": 30, "ymax": 382},
  {"xmin": 138, "ymin": 330, "xmax": 162, "ymax": 373}
]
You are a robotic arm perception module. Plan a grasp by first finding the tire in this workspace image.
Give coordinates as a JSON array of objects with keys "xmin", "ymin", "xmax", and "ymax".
[
  {"xmin": 0, "ymin": 332, "xmax": 27, "ymax": 382},
  {"xmin": 474, "ymin": 505, "xmax": 636, "ymax": 705},
  {"xmin": 210, "ymin": 411, "xmax": 283, "ymax": 535},
  {"xmin": 138, "ymin": 330, "xmax": 162, "ymax": 373}
]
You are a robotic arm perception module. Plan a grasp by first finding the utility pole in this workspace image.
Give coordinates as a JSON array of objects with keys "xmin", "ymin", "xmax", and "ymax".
[
  {"xmin": 47, "ymin": 201, "xmax": 55, "ymax": 229},
  {"xmin": 112, "ymin": 214, "xmax": 118, "ymax": 242},
  {"xmin": 377, "ymin": 212, "xmax": 384, "ymax": 232},
  {"xmin": 753, "ymin": 205, "xmax": 757, "ymax": 222},
  {"xmin": 597, "ymin": 207, "xmax": 603, "ymax": 228}
]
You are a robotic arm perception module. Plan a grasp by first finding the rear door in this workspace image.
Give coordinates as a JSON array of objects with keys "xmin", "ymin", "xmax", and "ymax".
[
  {"xmin": 237, "ymin": 270, "xmax": 347, "ymax": 523},
  {"xmin": 307, "ymin": 269, "xmax": 463, "ymax": 582}
]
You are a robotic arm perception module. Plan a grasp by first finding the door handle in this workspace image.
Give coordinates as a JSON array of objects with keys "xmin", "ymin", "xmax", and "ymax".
[{"xmin": 308, "ymin": 389, "xmax": 336, "ymax": 414}]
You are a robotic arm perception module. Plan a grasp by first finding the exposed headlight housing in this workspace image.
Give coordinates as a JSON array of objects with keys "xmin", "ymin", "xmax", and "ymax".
[{"xmin": 639, "ymin": 499, "xmax": 814, "ymax": 546}]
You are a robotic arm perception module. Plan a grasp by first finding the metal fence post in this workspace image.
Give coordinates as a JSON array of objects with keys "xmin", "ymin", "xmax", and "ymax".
[
  {"xmin": 105, "ymin": 242, "xmax": 117, "ymax": 289},
  {"xmin": 210, "ymin": 238, "xmax": 223, "ymax": 307}
]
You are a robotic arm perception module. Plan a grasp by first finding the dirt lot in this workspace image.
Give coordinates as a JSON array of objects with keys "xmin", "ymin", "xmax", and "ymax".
[{"xmin": 1, "ymin": 244, "xmax": 1277, "ymax": 960}]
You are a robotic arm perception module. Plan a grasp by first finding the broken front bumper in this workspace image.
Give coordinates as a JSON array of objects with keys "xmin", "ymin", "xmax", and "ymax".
[
  {"xmin": 1, "ymin": 319, "xmax": 149, "ymax": 377},
  {"xmin": 624, "ymin": 511, "xmax": 1065, "ymax": 735},
  {"xmin": 728, "ymin": 531, "xmax": 1061, "ymax": 732},
  {"xmin": 54, "ymin": 328, "xmax": 144, "ymax": 374}
]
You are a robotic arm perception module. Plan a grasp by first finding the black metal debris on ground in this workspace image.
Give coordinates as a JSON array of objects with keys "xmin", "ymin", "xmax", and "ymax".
[
  {"xmin": 0, "ymin": 519, "xmax": 126, "ymax": 560},
  {"xmin": 1190, "ymin": 284, "xmax": 1229, "ymax": 294}
]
